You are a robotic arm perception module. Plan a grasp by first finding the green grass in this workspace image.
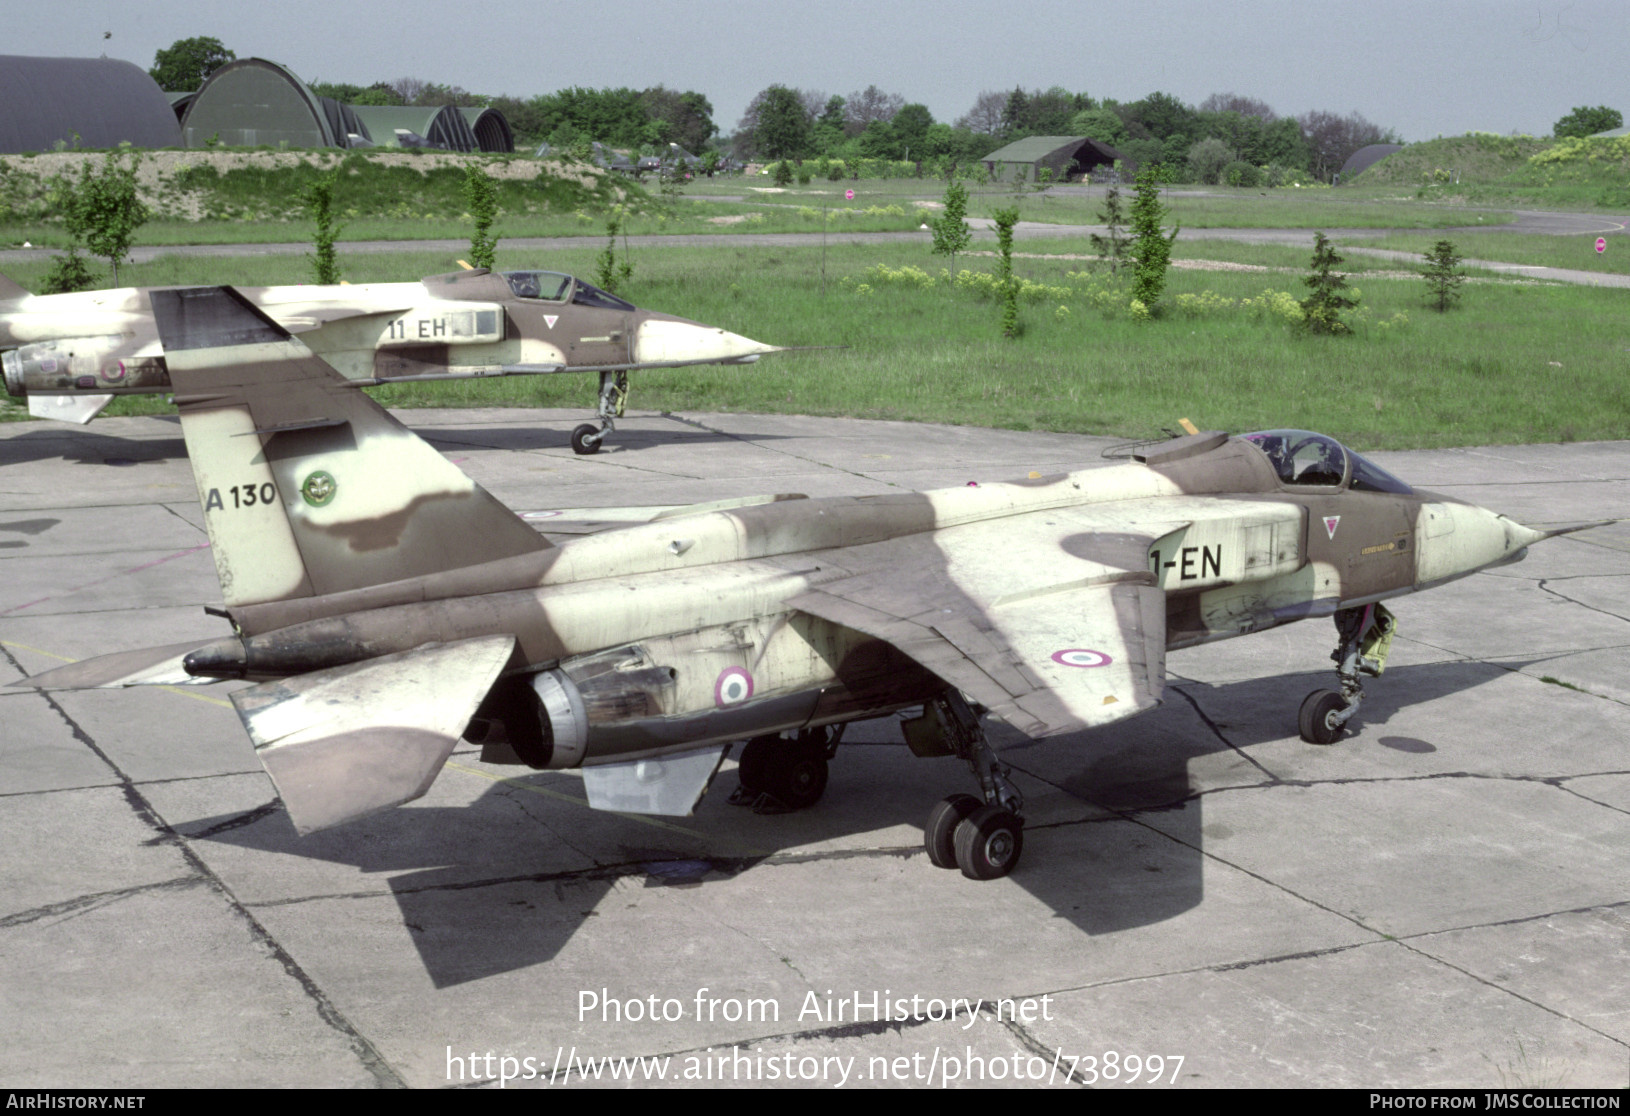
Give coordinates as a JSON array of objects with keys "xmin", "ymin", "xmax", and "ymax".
[
  {"xmin": 1349, "ymin": 134, "xmax": 1550, "ymax": 187},
  {"xmin": 4, "ymin": 239, "xmax": 1624, "ymax": 450},
  {"xmin": 967, "ymin": 187, "xmax": 1517, "ymax": 230},
  {"xmin": 0, "ymin": 204, "xmax": 928, "ymax": 250},
  {"xmin": 1340, "ymin": 231, "xmax": 1630, "ymax": 275},
  {"xmin": 1352, "ymin": 133, "xmax": 1630, "ymax": 211}
]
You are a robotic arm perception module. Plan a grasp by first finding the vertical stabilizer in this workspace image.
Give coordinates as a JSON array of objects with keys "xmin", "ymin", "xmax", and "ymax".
[{"xmin": 150, "ymin": 286, "xmax": 548, "ymax": 607}]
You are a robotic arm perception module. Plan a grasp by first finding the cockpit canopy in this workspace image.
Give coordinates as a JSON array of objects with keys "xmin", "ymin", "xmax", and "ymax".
[
  {"xmin": 502, "ymin": 270, "xmax": 572, "ymax": 301},
  {"xmin": 501, "ymin": 270, "xmax": 636, "ymax": 312},
  {"xmin": 1243, "ymin": 430, "xmax": 1413, "ymax": 494}
]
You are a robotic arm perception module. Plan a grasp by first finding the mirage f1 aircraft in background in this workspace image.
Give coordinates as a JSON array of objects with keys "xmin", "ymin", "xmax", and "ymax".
[
  {"xmin": 0, "ymin": 267, "xmax": 780, "ymax": 454},
  {"xmin": 10, "ymin": 286, "xmax": 1585, "ymax": 881}
]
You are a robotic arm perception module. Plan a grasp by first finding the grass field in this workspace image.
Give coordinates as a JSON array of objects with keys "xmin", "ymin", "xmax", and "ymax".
[
  {"xmin": 1, "ymin": 167, "xmax": 1528, "ymax": 250},
  {"xmin": 684, "ymin": 177, "xmax": 1521, "ymax": 230},
  {"xmin": 4, "ymin": 236, "xmax": 1623, "ymax": 451},
  {"xmin": 1348, "ymin": 231, "xmax": 1630, "ymax": 275}
]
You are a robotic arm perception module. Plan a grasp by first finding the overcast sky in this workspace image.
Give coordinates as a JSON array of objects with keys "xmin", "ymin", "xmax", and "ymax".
[{"xmin": 10, "ymin": 0, "xmax": 1626, "ymax": 141}]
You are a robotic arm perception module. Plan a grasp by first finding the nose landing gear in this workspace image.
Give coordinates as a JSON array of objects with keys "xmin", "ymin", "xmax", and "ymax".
[
  {"xmin": 1299, "ymin": 602, "xmax": 1396, "ymax": 745},
  {"xmin": 571, "ymin": 370, "xmax": 630, "ymax": 455}
]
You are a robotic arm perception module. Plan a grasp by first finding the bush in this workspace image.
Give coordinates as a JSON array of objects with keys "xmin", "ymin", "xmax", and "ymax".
[
  {"xmin": 1129, "ymin": 164, "xmax": 1179, "ymax": 310},
  {"xmin": 1243, "ymin": 288, "xmax": 1305, "ymax": 325},
  {"xmin": 1186, "ymin": 137, "xmax": 1234, "ymax": 185},
  {"xmin": 1223, "ymin": 161, "xmax": 1261, "ymax": 188}
]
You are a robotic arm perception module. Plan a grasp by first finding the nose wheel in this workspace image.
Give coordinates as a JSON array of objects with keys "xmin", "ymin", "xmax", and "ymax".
[
  {"xmin": 1299, "ymin": 689, "xmax": 1350, "ymax": 745},
  {"xmin": 570, "ymin": 423, "xmax": 604, "ymax": 455},
  {"xmin": 570, "ymin": 370, "xmax": 630, "ymax": 455},
  {"xmin": 1299, "ymin": 603, "xmax": 1396, "ymax": 744}
]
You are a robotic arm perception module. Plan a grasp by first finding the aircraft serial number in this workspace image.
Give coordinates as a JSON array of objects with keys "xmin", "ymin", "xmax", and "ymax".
[
  {"xmin": 386, "ymin": 317, "xmax": 452, "ymax": 340},
  {"xmin": 203, "ymin": 482, "xmax": 278, "ymax": 512},
  {"xmin": 1148, "ymin": 544, "xmax": 1222, "ymax": 581}
]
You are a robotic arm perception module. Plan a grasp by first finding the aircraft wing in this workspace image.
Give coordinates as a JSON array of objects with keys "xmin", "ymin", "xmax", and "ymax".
[
  {"xmin": 230, "ymin": 635, "xmax": 516, "ymax": 834},
  {"xmin": 27, "ymin": 394, "xmax": 115, "ymax": 424},
  {"xmin": 782, "ymin": 510, "xmax": 1183, "ymax": 738}
]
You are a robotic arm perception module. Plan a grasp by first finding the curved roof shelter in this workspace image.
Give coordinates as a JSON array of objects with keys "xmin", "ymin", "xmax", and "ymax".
[
  {"xmin": 459, "ymin": 107, "xmax": 514, "ymax": 153},
  {"xmin": 166, "ymin": 91, "xmax": 195, "ymax": 126},
  {"xmin": 0, "ymin": 55, "xmax": 181, "ymax": 152},
  {"xmin": 180, "ymin": 58, "xmax": 342, "ymax": 148},
  {"xmin": 1339, "ymin": 143, "xmax": 1404, "ymax": 180},
  {"xmin": 349, "ymin": 106, "xmax": 478, "ymax": 151},
  {"xmin": 982, "ymin": 136, "xmax": 1123, "ymax": 183}
]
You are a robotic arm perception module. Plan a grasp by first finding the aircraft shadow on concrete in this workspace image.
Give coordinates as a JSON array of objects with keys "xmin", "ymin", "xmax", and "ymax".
[
  {"xmin": 176, "ymin": 657, "xmax": 1525, "ymax": 988},
  {"xmin": 0, "ymin": 517, "xmax": 60, "ymax": 549},
  {"xmin": 0, "ymin": 428, "xmax": 187, "ymax": 468}
]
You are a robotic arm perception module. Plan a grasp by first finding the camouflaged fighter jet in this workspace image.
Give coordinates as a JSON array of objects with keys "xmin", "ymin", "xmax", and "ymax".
[
  {"xmin": 9, "ymin": 287, "xmax": 1582, "ymax": 881},
  {"xmin": 0, "ymin": 268, "xmax": 779, "ymax": 454}
]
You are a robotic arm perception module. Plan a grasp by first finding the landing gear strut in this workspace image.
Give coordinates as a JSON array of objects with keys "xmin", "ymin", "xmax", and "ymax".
[
  {"xmin": 571, "ymin": 370, "xmax": 629, "ymax": 455},
  {"xmin": 919, "ymin": 691, "xmax": 1025, "ymax": 880},
  {"xmin": 1299, "ymin": 602, "xmax": 1396, "ymax": 744},
  {"xmin": 728, "ymin": 725, "xmax": 842, "ymax": 812}
]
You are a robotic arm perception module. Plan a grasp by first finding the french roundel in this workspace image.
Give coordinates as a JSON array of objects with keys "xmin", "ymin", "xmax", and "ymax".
[
  {"xmin": 1051, "ymin": 648, "xmax": 1112, "ymax": 669},
  {"xmin": 714, "ymin": 666, "xmax": 754, "ymax": 706}
]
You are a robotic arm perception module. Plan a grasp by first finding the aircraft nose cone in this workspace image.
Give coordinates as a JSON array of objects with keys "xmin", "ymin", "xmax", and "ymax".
[
  {"xmin": 1415, "ymin": 501, "xmax": 1542, "ymax": 586},
  {"xmin": 632, "ymin": 318, "xmax": 780, "ymax": 366}
]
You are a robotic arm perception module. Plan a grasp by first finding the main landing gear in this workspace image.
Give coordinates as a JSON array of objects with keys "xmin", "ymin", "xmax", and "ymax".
[
  {"xmin": 728, "ymin": 725, "xmax": 843, "ymax": 812},
  {"xmin": 571, "ymin": 370, "xmax": 629, "ymax": 455},
  {"xmin": 1299, "ymin": 602, "xmax": 1397, "ymax": 745},
  {"xmin": 917, "ymin": 691, "xmax": 1026, "ymax": 881}
]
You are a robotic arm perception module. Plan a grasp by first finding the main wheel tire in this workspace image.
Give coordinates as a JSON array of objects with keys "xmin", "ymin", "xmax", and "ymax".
[
  {"xmin": 953, "ymin": 805, "xmax": 1024, "ymax": 880},
  {"xmin": 736, "ymin": 735, "xmax": 776, "ymax": 792},
  {"xmin": 925, "ymin": 794, "xmax": 982, "ymax": 869},
  {"xmin": 1299, "ymin": 689, "xmax": 1348, "ymax": 745},
  {"xmin": 570, "ymin": 423, "xmax": 601, "ymax": 455},
  {"xmin": 767, "ymin": 739, "xmax": 828, "ymax": 810}
]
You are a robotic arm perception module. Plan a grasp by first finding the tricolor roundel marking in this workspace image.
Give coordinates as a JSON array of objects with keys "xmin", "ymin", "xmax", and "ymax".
[
  {"xmin": 1052, "ymin": 648, "xmax": 1112, "ymax": 669},
  {"xmin": 715, "ymin": 666, "xmax": 754, "ymax": 706}
]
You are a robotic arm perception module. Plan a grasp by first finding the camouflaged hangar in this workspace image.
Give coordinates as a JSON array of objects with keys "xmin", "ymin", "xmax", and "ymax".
[
  {"xmin": 179, "ymin": 58, "xmax": 512, "ymax": 152},
  {"xmin": 981, "ymin": 135, "xmax": 1125, "ymax": 184},
  {"xmin": 0, "ymin": 55, "xmax": 181, "ymax": 153}
]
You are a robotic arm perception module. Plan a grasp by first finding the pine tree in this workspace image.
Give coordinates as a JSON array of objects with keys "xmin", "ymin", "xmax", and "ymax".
[
  {"xmin": 1421, "ymin": 239, "xmax": 1465, "ymax": 312},
  {"xmin": 1301, "ymin": 231, "xmax": 1357, "ymax": 334}
]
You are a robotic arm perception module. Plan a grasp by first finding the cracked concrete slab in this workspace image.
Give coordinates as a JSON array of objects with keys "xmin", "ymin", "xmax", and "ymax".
[{"xmin": 2, "ymin": 411, "xmax": 1626, "ymax": 1089}]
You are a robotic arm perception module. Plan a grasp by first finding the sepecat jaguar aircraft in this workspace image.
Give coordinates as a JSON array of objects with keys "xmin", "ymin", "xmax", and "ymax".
[
  {"xmin": 0, "ymin": 267, "xmax": 779, "ymax": 453},
  {"xmin": 8, "ymin": 286, "xmax": 1586, "ymax": 880}
]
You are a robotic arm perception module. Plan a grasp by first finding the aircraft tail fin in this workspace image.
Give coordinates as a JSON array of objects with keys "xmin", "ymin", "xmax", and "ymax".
[
  {"xmin": 151, "ymin": 286, "xmax": 549, "ymax": 608},
  {"xmin": 0, "ymin": 273, "xmax": 29, "ymax": 301}
]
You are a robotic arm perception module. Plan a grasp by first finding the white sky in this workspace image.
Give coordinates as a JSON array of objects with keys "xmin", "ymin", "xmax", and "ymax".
[{"xmin": 10, "ymin": 0, "xmax": 1626, "ymax": 141}]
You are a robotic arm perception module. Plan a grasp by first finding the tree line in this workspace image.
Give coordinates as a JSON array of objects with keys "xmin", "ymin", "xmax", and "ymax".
[
  {"xmin": 739, "ymin": 84, "xmax": 1396, "ymax": 183},
  {"xmin": 147, "ymin": 37, "xmax": 1622, "ymax": 182}
]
